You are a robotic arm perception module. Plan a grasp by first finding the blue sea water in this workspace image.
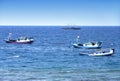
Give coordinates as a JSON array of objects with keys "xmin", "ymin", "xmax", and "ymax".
[{"xmin": 0, "ymin": 26, "xmax": 120, "ymax": 81}]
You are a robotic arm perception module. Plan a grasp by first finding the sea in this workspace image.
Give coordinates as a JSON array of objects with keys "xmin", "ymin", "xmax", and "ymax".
[{"xmin": 0, "ymin": 26, "xmax": 120, "ymax": 81}]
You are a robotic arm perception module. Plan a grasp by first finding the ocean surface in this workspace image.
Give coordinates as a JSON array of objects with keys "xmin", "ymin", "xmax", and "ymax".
[{"xmin": 0, "ymin": 26, "xmax": 120, "ymax": 81}]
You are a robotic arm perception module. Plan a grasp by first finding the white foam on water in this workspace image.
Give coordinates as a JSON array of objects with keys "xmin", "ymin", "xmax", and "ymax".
[{"xmin": 12, "ymin": 55, "xmax": 20, "ymax": 58}]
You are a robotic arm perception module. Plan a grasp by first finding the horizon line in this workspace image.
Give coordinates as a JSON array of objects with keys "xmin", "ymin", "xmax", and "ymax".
[{"xmin": 0, "ymin": 25, "xmax": 120, "ymax": 27}]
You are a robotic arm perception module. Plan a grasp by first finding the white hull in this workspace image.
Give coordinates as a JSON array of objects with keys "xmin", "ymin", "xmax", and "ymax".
[{"xmin": 80, "ymin": 48, "xmax": 114, "ymax": 56}]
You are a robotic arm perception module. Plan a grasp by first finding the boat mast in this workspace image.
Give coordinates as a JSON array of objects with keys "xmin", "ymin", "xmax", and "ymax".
[
  {"xmin": 76, "ymin": 35, "xmax": 80, "ymax": 43},
  {"xmin": 7, "ymin": 33, "xmax": 12, "ymax": 40}
]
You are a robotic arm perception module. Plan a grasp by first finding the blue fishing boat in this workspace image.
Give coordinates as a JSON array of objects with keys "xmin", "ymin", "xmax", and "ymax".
[
  {"xmin": 73, "ymin": 42, "xmax": 102, "ymax": 49},
  {"xmin": 73, "ymin": 36, "xmax": 102, "ymax": 49}
]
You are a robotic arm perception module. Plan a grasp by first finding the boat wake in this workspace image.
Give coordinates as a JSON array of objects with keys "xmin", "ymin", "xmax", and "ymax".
[{"xmin": 0, "ymin": 46, "xmax": 72, "ymax": 53}]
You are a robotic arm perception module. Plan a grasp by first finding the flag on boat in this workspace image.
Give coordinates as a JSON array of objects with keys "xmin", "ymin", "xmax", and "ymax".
[{"xmin": 77, "ymin": 35, "xmax": 80, "ymax": 38}]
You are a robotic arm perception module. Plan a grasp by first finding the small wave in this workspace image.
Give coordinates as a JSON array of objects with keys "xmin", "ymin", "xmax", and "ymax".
[
  {"xmin": 7, "ymin": 55, "xmax": 20, "ymax": 58},
  {"xmin": 12, "ymin": 55, "xmax": 20, "ymax": 58}
]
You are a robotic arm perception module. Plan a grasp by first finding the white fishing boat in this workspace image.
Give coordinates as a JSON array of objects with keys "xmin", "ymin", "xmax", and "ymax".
[
  {"xmin": 5, "ymin": 33, "xmax": 34, "ymax": 44},
  {"xmin": 89, "ymin": 48, "xmax": 114, "ymax": 56},
  {"xmin": 80, "ymin": 48, "xmax": 114, "ymax": 56}
]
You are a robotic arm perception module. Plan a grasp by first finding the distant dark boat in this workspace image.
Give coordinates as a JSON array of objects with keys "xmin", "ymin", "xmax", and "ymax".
[
  {"xmin": 5, "ymin": 33, "xmax": 34, "ymax": 44},
  {"xmin": 62, "ymin": 27, "xmax": 80, "ymax": 30}
]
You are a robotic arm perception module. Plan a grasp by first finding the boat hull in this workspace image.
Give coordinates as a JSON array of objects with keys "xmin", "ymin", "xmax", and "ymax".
[
  {"xmin": 6, "ymin": 40, "xmax": 16, "ymax": 43},
  {"xmin": 88, "ymin": 53, "xmax": 113, "ymax": 56},
  {"xmin": 5, "ymin": 40, "xmax": 34, "ymax": 44},
  {"xmin": 80, "ymin": 49, "xmax": 114, "ymax": 56}
]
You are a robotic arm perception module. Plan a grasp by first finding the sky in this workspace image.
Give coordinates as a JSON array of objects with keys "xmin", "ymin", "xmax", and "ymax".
[{"xmin": 0, "ymin": 0, "xmax": 120, "ymax": 26}]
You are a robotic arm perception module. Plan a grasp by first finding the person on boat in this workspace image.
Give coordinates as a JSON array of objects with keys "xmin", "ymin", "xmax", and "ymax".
[
  {"xmin": 25, "ymin": 37, "xmax": 27, "ymax": 40},
  {"xmin": 91, "ymin": 42, "xmax": 95, "ymax": 45}
]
